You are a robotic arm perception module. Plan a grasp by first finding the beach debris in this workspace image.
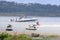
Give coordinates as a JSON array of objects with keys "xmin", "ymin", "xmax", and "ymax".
[{"xmin": 31, "ymin": 33, "xmax": 40, "ymax": 37}]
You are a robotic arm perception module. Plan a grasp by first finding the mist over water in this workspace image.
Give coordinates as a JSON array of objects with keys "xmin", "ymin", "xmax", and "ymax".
[{"xmin": 0, "ymin": 16, "xmax": 60, "ymax": 35}]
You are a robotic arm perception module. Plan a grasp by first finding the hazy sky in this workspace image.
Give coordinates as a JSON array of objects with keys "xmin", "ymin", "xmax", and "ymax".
[{"xmin": 4, "ymin": 0, "xmax": 60, "ymax": 5}]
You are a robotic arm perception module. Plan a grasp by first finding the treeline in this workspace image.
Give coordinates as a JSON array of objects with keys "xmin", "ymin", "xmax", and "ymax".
[{"xmin": 0, "ymin": 1, "xmax": 60, "ymax": 17}]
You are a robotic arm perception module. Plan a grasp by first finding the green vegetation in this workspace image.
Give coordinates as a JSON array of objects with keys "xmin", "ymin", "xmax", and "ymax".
[
  {"xmin": 0, "ymin": 33, "xmax": 8, "ymax": 40},
  {"xmin": 0, "ymin": 32, "xmax": 60, "ymax": 40},
  {"xmin": 18, "ymin": 34, "xmax": 32, "ymax": 40},
  {"xmin": 0, "ymin": 33, "xmax": 32, "ymax": 40}
]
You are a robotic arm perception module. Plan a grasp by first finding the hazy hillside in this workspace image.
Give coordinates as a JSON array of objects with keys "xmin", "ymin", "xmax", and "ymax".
[{"xmin": 0, "ymin": 1, "xmax": 60, "ymax": 17}]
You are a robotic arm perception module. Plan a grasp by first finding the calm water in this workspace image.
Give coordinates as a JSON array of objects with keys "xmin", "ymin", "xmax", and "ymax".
[{"xmin": 0, "ymin": 16, "xmax": 60, "ymax": 35}]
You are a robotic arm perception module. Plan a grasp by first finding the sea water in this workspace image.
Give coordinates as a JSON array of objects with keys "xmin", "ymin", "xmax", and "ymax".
[{"xmin": 0, "ymin": 16, "xmax": 60, "ymax": 35}]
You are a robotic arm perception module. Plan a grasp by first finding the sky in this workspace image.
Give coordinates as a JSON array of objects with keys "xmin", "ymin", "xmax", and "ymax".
[{"xmin": 2, "ymin": 0, "xmax": 60, "ymax": 5}]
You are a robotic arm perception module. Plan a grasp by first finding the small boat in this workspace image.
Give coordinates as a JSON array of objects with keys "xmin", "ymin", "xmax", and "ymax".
[
  {"xmin": 15, "ymin": 17, "xmax": 37, "ymax": 22},
  {"xmin": 10, "ymin": 16, "xmax": 37, "ymax": 22},
  {"xmin": 26, "ymin": 24, "xmax": 37, "ymax": 30},
  {"xmin": 6, "ymin": 24, "xmax": 13, "ymax": 31}
]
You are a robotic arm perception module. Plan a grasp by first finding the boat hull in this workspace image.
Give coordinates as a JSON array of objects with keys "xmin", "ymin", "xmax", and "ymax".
[{"xmin": 15, "ymin": 19, "xmax": 37, "ymax": 22}]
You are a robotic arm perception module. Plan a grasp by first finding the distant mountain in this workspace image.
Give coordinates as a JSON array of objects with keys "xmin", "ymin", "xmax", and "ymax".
[{"xmin": 0, "ymin": 1, "xmax": 60, "ymax": 17}]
